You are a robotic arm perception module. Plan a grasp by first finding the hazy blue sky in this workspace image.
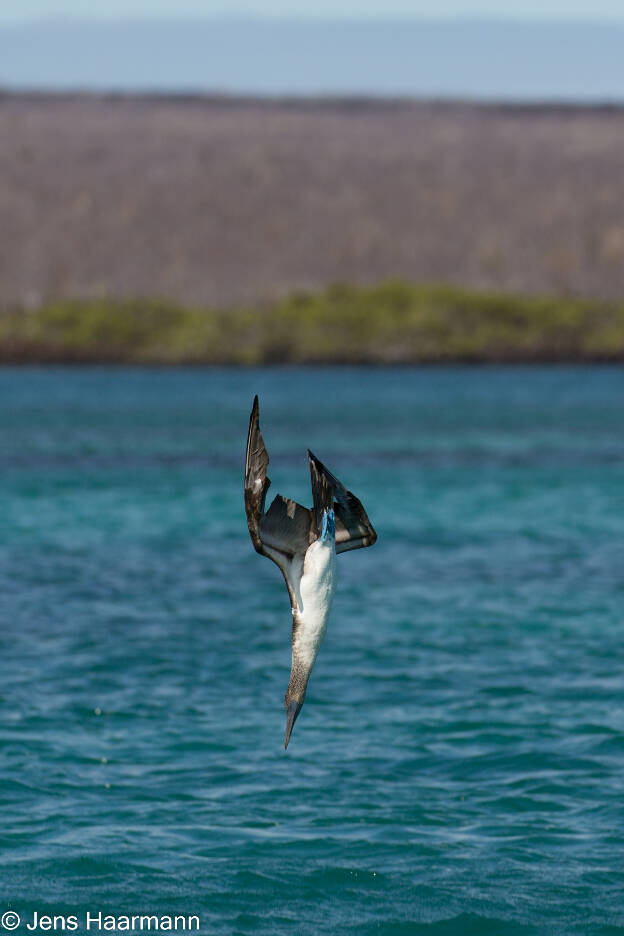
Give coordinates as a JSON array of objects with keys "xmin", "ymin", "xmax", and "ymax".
[{"xmin": 2, "ymin": 0, "xmax": 624, "ymax": 21}]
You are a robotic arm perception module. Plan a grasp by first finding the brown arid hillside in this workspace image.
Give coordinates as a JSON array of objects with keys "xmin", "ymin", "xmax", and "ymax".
[{"xmin": 2, "ymin": 92, "xmax": 624, "ymax": 310}]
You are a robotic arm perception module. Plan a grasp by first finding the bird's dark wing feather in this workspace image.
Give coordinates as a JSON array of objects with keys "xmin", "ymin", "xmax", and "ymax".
[
  {"xmin": 307, "ymin": 450, "xmax": 377, "ymax": 554},
  {"xmin": 245, "ymin": 397, "xmax": 313, "ymax": 611},
  {"xmin": 260, "ymin": 495, "xmax": 313, "ymax": 557},
  {"xmin": 334, "ymin": 492, "xmax": 378, "ymax": 553},
  {"xmin": 308, "ymin": 450, "xmax": 335, "ymax": 539},
  {"xmin": 244, "ymin": 395, "xmax": 271, "ymax": 554}
]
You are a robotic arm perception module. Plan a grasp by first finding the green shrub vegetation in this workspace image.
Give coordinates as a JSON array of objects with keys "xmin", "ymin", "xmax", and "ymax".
[{"xmin": 1, "ymin": 282, "xmax": 624, "ymax": 364}]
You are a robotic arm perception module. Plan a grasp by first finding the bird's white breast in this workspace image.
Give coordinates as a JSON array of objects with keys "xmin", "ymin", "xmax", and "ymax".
[{"xmin": 294, "ymin": 538, "xmax": 336, "ymax": 669}]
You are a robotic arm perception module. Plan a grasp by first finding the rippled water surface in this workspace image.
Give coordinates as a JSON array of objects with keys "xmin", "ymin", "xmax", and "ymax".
[{"xmin": 1, "ymin": 366, "xmax": 624, "ymax": 935}]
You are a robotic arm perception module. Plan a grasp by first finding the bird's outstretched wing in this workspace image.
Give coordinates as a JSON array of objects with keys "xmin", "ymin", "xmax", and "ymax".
[
  {"xmin": 244, "ymin": 395, "xmax": 271, "ymax": 554},
  {"xmin": 308, "ymin": 449, "xmax": 335, "ymax": 539},
  {"xmin": 307, "ymin": 450, "xmax": 377, "ymax": 554},
  {"xmin": 245, "ymin": 397, "xmax": 313, "ymax": 608},
  {"xmin": 245, "ymin": 397, "xmax": 377, "ymax": 571}
]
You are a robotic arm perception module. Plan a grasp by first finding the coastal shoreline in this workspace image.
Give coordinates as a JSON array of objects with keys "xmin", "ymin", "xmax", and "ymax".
[{"xmin": 2, "ymin": 281, "xmax": 623, "ymax": 365}]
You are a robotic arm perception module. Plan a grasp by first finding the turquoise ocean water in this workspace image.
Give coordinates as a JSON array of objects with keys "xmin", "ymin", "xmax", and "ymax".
[{"xmin": 1, "ymin": 366, "xmax": 623, "ymax": 935}]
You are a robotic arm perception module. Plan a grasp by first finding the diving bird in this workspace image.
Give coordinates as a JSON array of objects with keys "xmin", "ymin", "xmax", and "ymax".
[{"xmin": 244, "ymin": 396, "xmax": 377, "ymax": 749}]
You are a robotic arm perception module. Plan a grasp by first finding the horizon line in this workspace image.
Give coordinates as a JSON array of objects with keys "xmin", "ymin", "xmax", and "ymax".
[
  {"xmin": 2, "ymin": 87, "xmax": 624, "ymax": 108},
  {"xmin": 3, "ymin": 12, "xmax": 624, "ymax": 26}
]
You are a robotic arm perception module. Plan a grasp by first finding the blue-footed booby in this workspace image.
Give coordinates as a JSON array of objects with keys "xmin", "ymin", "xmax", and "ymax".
[{"xmin": 244, "ymin": 396, "xmax": 377, "ymax": 749}]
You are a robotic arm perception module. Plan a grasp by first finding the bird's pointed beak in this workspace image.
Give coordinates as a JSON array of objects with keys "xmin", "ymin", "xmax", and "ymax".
[{"xmin": 284, "ymin": 701, "xmax": 303, "ymax": 749}]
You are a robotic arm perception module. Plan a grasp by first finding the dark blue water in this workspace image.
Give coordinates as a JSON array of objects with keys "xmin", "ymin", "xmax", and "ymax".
[{"xmin": 1, "ymin": 367, "xmax": 623, "ymax": 935}]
